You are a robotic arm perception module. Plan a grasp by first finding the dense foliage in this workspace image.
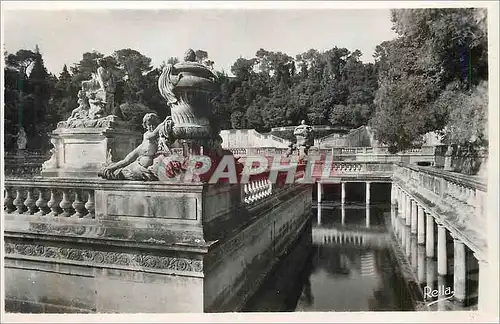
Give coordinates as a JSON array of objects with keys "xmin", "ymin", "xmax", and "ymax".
[
  {"xmin": 4, "ymin": 8, "xmax": 488, "ymax": 160},
  {"xmin": 371, "ymin": 8, "xmax": 488, "ymax": 152}
]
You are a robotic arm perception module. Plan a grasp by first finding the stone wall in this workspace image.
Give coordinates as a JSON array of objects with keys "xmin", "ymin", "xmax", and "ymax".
[{"xmin": 4, "ymin": 180, "xmax": 312, "ymax": 313}]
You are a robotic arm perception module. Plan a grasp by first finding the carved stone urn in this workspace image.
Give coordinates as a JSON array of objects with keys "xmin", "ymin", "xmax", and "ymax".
[{"xmin": 158, "ymin": 49, "xmax": 218, "ymax": 156}]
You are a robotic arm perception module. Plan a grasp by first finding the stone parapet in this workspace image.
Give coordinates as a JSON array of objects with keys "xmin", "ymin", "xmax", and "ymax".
[{"xmin": 4, "ymin": 176, "xmax": 312, "ymax": 313}]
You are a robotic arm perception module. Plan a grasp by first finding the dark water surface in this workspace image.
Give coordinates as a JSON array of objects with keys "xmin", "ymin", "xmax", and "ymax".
[{"xmin": 244, "ymin": 203, "xmax": 418, "ymax": 312}]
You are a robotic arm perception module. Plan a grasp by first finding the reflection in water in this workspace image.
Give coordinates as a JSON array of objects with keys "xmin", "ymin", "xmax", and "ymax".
[{"xmin": 244, "ymin": 203, "xmax": 418, "ymax": 312}]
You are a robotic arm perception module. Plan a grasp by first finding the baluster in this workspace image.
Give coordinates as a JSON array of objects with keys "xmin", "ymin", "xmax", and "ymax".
[
  {"xmin": 13, "ymin": 188, "xmax": 26, "ymax": 214},
  {"xmin": 84, "ymin": 190, "xmax": 95, "ymax": 219},
  {"xmin": 24, "ymin": 188, "xmax": 37, "ymax": 214},
  {"xmin": 259, "ymin": 180, "xmax": 265, "ymax": 199},
  {"xmin": 72, "ymin": 189, "xmax": 87, "ymax": 218},
  {"xmin": 249, "ymin": 182, "xmax": 257, "ymax": 203},
  {"xmin": 244, "ymin": 184, "xmax": 250, "ymax": 204},
  {"xmin": 253, "ymin": 181, "xmax": 259, "ymax": 201},
  {"xmin": 59, "ymin": 189, "xmax": 74, "ymax": 217},
  {"xmin": 35, "ymin": 188, "xmax": 50, "ymax": 216},
  {"xmin": 47, "ymin": 189, "xmax": 61, "ymax": 217},
  {"xmin": 255, "ymin": 180, "xmax": 262, "ymax": 200},
  {"xmin": 4, "ymin": 187, "xmax": 16, "ymax": 213}
]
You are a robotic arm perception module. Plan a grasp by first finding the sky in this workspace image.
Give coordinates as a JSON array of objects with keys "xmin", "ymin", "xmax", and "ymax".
[{"xmin": 2, "ymin": 8, "xmax": 397, "ymax": 75}]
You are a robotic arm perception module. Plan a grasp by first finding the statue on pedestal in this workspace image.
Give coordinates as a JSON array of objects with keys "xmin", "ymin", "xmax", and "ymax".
[
  {"xmin": 286, "ymin": 120, "xmax": 315, "ymax": 161},
  {"xmin": 59, "ymin": 57, "xmax": 118, "ymax": 128},
  {"xmin": 99, "ymin": 49, "xmax": 241, "ymax": 182},
  {"xmin": 16, "ymin": 127, "xmax": 28, "ymax": 151}
]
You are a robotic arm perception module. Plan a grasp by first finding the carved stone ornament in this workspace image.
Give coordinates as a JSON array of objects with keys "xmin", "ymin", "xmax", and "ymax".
[{"xmin": 5, "ymin": 242, "xmax": 203, "ymax": 273}]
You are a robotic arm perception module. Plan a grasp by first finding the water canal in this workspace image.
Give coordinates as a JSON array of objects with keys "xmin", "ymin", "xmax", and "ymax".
[{"xmin": 243, "ymin": 183, "xmax": 479, "ymax": 312}]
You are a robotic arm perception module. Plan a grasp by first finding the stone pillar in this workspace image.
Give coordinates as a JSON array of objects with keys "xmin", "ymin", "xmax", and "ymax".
[
  {"xmin": 426, "ymin": 214, "xmax": 435, "ymax": 258},
  {"xmin": 475, "ymin": 256, "xmax": 491, "ymax": 313},
  {"xmin": 426, "ymin": 258, "xmax": 436, "ymax": 301},
  {"xmin": 411, "ymin": 235, "xmax": 418, "ymax": 272},
  {"xmin": 417, "ymin": 205, "xmax": 425, "ymax": 245},
  {"xmin": 365, "ymin": 182, "xmax": 371, "ymax": 205},
  {"xmin": 401, "ymin": 221, "xmax": 406, "ymax": 249},
  {"xmin": 417, "ymin": 245, "xmax": 426, "ymax": 283},
  {"xmin": 400, "ymin": 191, "xmax": 405, "ymax": 219},
  {"xmin": 391, "ymin": 183, "xmax": 396, "ymax": 205},
  {"xmin": 453, "ymin": 239, "xmax": 467, "ymax": 303},
  {"xmin": 341, "ymin": 204, "xmax": 345, "ymax": 226},
  {"xmin": 317, "ymin": 182, "xmax": 322, "ymax": 203},
  {"xmin": 405, "ymin": 194, "xmax": 411, "ymax": 226},
  {"xmin": 437, "ymin": 224, "xmax": 447, "ymax": 275},
  {"xmin": 365, "ymin": 205, "xmax": 370, "ymax": 228},
  {"xmin": 341, "ymin": 182, "xmax": 346, "ymax": 205},
  {"xmin": 317, "ymin": 202, "xmax": 322, "ymax": 225},
  {"xmin": 437, "ymin": 275, "xmax": 447, "ymax": 311},
  {"xmin": 405, "ymin": 226, "xmax": 411, "ymax": 257},
  {"xmin": 411, "ymin": 199, "xmax": 417, "ymax": 234},
  {"xmin": 397, "ymin": 187, "xmax": 402, "ymax": 217}
]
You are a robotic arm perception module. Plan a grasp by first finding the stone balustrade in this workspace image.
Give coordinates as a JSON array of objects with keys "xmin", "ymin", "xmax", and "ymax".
[
  {"xmin": 393, "ymin": 163, "xmax": 488, "ymax": 252},
  {"xmin": 326, "ymin": 161, "xmax": 394, "ymax": 174},
  {"xmin": 4, "ymin": 179, "xmax": 96, "ymax": 219},
  {"xmin": 243, "ymin": 179, "xmax": 272, "ymax": 204}
]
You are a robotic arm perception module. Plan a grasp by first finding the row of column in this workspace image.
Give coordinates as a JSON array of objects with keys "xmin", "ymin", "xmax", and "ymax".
[
  {"xmin": 317, "ymin": 181, "xmax": 371, "ymax": 228},
  {"xmin": 317, "ymin": 181, "xmax": 371, "ymax": 205},
  {"xmin": 391, "ymin": 184, "xmax": 489, "ymax": 311}
]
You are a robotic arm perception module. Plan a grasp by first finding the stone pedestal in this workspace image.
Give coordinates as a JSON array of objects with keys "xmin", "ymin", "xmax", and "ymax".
[{"xmin": 41, "ymin": 124, "xmax": 141, "ymax": 178}]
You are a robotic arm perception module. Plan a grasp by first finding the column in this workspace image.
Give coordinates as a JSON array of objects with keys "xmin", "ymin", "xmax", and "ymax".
[
  {"xmin": 365, "ymin": 182, "xmax": 371, "ymax": 205},
  {"xmin": 391, "ymin": 184, "xmax": 396, "ymax": 205},
  {"xmin": 426, "ymin": 213, "xmax": 435, "ymax": 258},
  {"xmin": 411, "ymin": 235, "xmax": 418, "ymax": 272},
  {"xmin": 417, "ymin": 245, "xmax": 426, "ymax": 283},
  {"xmin": 365, "ymin": 205, "xmax": 370, "ymax": 228},
  {"xmin": 453, "ymin": 238, "xmax": 467, "ymax": 303},
  {"xmin": 317, "ymin": 202, "xmax": 322, "ymax": 225},
  {"xmin": 476, "ymin": 256, "xmax": 491, "ymax": 313},
  {"xmin": 401, "ymin": 221, "xmax": 406, "ymax": 249},
  {"xmin": 317, "ymin": 182, "xmax": 322, "ymax": 203},
  {"xmin": 405, "ymin": 194, "xmax": 411, "ymax": 226},
  {"xmin": 437, "ymin": 275, "xmax": 447, "ymax": 311},
  {"xmin": 411, "ymin": 199, "xmax": 417, "ymax": 234},
  {"xmin": 425, "ymin": 258, "xmax": 436, "ymax": 302},
  {"xmin": 417, "ymin": 205, "xmax": 425, "ymax": 245},
  {"xmin": 400, "ymin": 191, "xmax": 406, "ymax": 220},
  {"xmin": 341, "ymin": 204, "xmax": 345, "ymax": 226},
  {"xmin": 341, "ymin": 182, "xmax": 346, "ymax": 205},
  {"xmin": 437, "ymin": 224, "xmax": 447, "ymax": 275},
  {"xmin": 405, "ymin": 226, "xmax": 411, "ymax": 257}
]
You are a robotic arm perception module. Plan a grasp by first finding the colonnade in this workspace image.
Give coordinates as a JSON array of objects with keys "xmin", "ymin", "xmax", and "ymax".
[
  {"xmin": 391, "ymin": 184, "xmax": 488, "ymax": 310},
  {"xmin": 317, "ymin": 181, "xmax": 371, "ymax": 228}
]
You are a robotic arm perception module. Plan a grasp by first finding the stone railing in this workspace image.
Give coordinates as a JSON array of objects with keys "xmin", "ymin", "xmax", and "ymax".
[
  {"xmin": 242, "ymin": 179, "xmax": 272, "ymax": 204},
  {"xmin": 241, "ymin": 164, "xmax": 306, "ymax": 205},
  {"xmin": 4, "ymin": 178, "xmax": 96, "ymax": 219},
  {"xmin": 323, "ymin": 161, "xmax": 394, "ymax": 175},
  {"xmin": 393, "ymin": 163, "xmax": 488, "ymax": 251}
]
